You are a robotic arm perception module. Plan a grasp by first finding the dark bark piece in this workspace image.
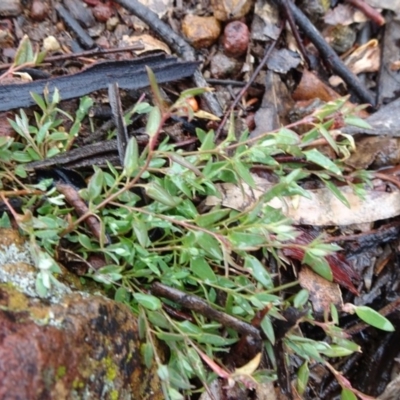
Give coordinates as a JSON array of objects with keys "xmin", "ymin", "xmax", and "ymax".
[
  {"xmin": 0, "ymin": 54, "xmax": 198, "ymax": 112},
  {"xmin": 63, "ymin": 0, "xmax": 95, "ymax": 28},
  {"xmin": 55, "ymin": 4, "xmax": 95, "ymax": 49},
  {"xmin": 377, "ymin": 14, "xmax": 400, "ymax": 105}
]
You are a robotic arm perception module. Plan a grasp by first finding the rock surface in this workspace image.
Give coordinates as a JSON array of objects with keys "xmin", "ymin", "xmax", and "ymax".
[{"xmin": 0, "ymin": 229, "xmax": 163, "ymax": 400}]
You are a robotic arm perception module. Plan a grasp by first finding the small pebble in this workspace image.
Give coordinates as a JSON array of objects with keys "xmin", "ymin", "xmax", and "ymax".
[
  {"xmin": 0, "ymin": 0, "xmax": 21, "ymax": 17},
  {"xmin": 182, "ymin": 15, "xmax": 221, "ymax": 49},
  {"xmin": 210, "ymin": 52, "xmax": 241, "ymax": 79},
  {"xmin": 30, "ymin": 0, "xmax": 48, "ymax": 21},
  {"xmin": 223, "ymin": 21, "xmax": 249, "ymax": 58},
  {"xmin": 93, "ymin": 3, "xmax": 113, "ymax": 23},
  {"xmin": 106, "ymin": 16, "xmax": 119, "ymax": 31},
  {"xmin": 43, "ymin": 35, "xmax": 60, "ymax": 52}
]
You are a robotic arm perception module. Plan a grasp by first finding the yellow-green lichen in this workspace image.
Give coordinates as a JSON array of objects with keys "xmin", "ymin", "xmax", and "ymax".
[
  {"xmin": 110, "ymin": 389, "xmax": 119, "ymax": 400},
  {"xmin": 72, "ymin": 378, "xmax": 85, "ymax": 389},
  {"xmin": 103, "ymin": 356, "xmax": 118, "ymax": 382},
  {"xmin": 56, "ymin": 365, "xmax": 67, "ymax": 379}
]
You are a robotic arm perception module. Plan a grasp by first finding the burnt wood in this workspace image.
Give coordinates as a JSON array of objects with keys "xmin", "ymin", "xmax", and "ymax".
[{"xmin": 0, "ymin": 54, "xmax": 198, "ymax": 111}]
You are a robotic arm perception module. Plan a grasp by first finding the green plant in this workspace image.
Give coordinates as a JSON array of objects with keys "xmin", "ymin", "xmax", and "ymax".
[{"xmin": 0, "ymin": 73, "xmax": 391, "ymax": 399}]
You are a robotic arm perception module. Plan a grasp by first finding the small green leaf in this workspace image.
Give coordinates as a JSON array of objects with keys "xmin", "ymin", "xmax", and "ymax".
[
  {"xmin": 318, "ymin": 123, "xmax": 339, "ymax": 153},
  {"xmin": 320, "ymin": 345, "xmax": 354, "ymax": 357},
  {"xmin": 199, "ymin": 130, "xmax": 215, "ymax": 151},
  {"xmin": 168, "ymin": 387, "xmax": 184, "ymax": 400},
  {"xmin": 178, "ymin": 87, "xmax": 211, "ymax": 101},
  {"xmin": 354, "ymin": 306, "xmax": 395, "ymax": 332},
  {"xmin": 115, "ymin": 287, "xmax": 130, "ymax": 303},
  {"xmin": 322, "ymin": 178, "xmax": 350, "ymax": 207},
  {"xmin": 245, "ymin": 255, "xmax": 273, "ymax": 289},
  {"xmin": 234, "ymin": 160, "xmax": 255, "ymax": 187},
  {"xmin": 341, "ymin": 388, "xmax": 357, "ymax": 400},
  {"xmin": 157, "ymin": 364, "xmax": 169, "ymax": 381},
  {"xmin": 195, "ymin": 208, "xmax": 230, "ymax": 227},
  {"xmin": 261, "ymin": 315, "xmax": 275, "ymax": 345},
  {"xmin": 141, "ymin": 342, "xmax": 154, "ymax": 369},
  {"xmin": 146, "ymin": 106, "xmax": 162, "ymax": 137},
  {"xmin": 344, "ymin": 115, "xmax": 372, "ymax": 130},
  {"xmin": 134, "ymin": 293, "xmax": 162, "ymax": 311},
  {"xmin": 293, "ymin": 289, "xmax": 309, "ymax": 308},
  {"xmin": 145, "ymin": 182, "xmax": 180, "ymax": 207},
  {"xmin": 87, "ymin": 168, "xmax": 104, "ymax": 200},
  {"xmin": 190, "ymin": 257, "xmax": 217, "ymax": 282},
  {"xmin": 133, "ymin": 218, "xmax": 150, "ymax": 248},
  {"xmin": 31, "ymin": 92, "xmax": 47, "ymax": 111},
  {"xmin": 34, "ymin": 50, "xmax": 47, "ymax": 66},
  {"xmin": 123, "ymin": 137, "xmax": 139, "ymax": 176},
  {"xmin": 146, "ymin": 66, "xmax": 165, "ymax": 111},
  {"xmin": 228, "ymin": 232, "xmax": 265, "ymax": 249},
  {"xmin": 195, "ymin": 232, "xmax": 222, "ymax": 260},
  {"xmin": 303, "ymin": 149, "xmax": 342, "ymax": 175},
  {"xmin": 14, "ymin": 35, "xmax": 34, "ymax": 65},
  {"xmin": 36, "ymin": 121, "xmax": 52, "ymax": 144},
  {"xmin": 297, "ymin": 362, "xmax": 309, "ymax": 396},
  {"xmin": 303, "ymin": 252, "xmax": 333, "ymax": 282},
  {"xmin": 197, "ymin": 333, "xmax": 237, "ymax": 346}
]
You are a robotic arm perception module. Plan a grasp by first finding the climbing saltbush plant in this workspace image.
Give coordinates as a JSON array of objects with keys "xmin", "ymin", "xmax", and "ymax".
[{"xmin": 0, "ymin": 70, "xmax": 392, "ymax": 399}]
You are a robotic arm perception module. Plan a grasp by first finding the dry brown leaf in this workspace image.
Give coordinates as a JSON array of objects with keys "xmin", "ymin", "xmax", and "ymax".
[
  {"xmin": 330, "ymin": 40, "xmax": 380, "ymax": 87},
  {"xmin": 324, "ymin": 4, "xmax": 368, "ymax": 25},
  {"xmin": 205, "ymin": 174, "xmax": 400, "ymax": 225},
  {"xmin": 345, "ymin": 136, "xmax": 400, "ymax": 169},
  {"xmin": 299, "ymin": 268, "xmax": 343, "ymax": 314},
  {"xmin": 121, "ymin": 34, "xmax": 171, "ymax": 54},
  {"xmin": 292, "ymin": 70, "xmax": 340, "ymax": 102}
]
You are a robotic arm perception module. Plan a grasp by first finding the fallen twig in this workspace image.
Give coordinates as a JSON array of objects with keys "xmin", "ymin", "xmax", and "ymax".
[
  {"xmin": 151, "ymin": 282, "xmax": 262, "ymax": 339},
  {"xmin": 345, "ymin": 0, "xmax": 385, "ymax": 26},
  {"xmin": 55, "ymin": 4, "xmax": 95, "ymax": 49},
  {"xmin": 56, "ymin": 182, "xmax": 110, "ymax": 245}
]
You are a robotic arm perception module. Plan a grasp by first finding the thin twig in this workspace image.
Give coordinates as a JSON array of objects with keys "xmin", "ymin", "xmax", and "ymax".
[
  {"xmin": 345, "ymin": 0, "xmax": 385, "ymax": 26},
  {"xmin": 55, "ymin": 4, "xmax": 95, "ymax": 49},
  {"xmin": 151, "ymin": 282, "xmax": 262, "ymax": 339},
  {"xmin": 281, "ymin": 0, "xmax": 311, "ymax": 67}
]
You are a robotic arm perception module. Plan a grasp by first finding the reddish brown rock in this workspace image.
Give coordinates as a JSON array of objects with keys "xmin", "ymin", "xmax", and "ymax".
[
  {"xmin": 182, "ymin": 15, "xmax": 221, "ymax": 49},
  {"xmin": 93, "ymin": 3, "xmax": 114, "ymax": 23},
  {"xmin": 0, "ymin": 229, "xmax": 164, "ymax": 400},
  {"xmin": 30, "ymin": 0, "xmax": 49, "ymax": 22},
  {"xmin": 223, "ymin": 21, "xmax": 250, "ymax": 58}
]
